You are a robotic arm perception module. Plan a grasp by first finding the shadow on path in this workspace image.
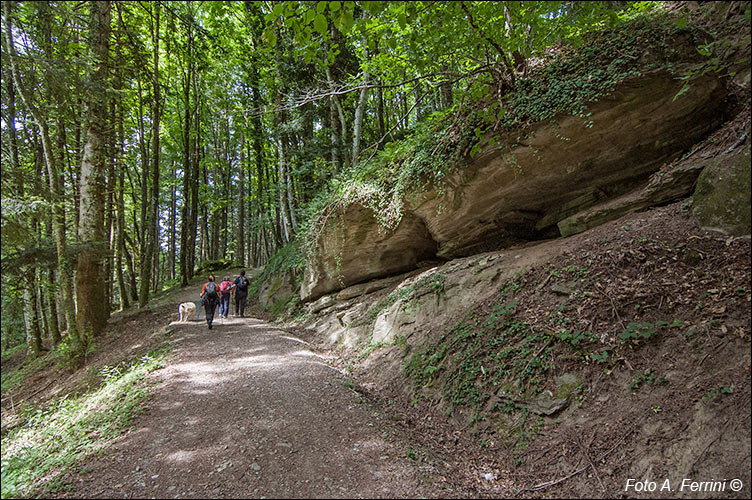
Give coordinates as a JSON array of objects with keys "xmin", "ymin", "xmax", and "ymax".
[{"xmin": 55, "ymin": 317, "xmax": 454, "ymax": 498}]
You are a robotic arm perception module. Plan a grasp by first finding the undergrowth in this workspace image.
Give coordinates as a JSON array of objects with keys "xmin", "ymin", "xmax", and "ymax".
[
  {"xmin": 249, "ymin": 240, "xmax": 304, "ymax": 299},
  {"xmin": 402, "ymin": 265, "xmax": 687, "ymax": 419},
  {"xmin": 1, "ymin": 347, "xmax": 53, "ymax": 396},
  {"xmin": 1, "ymin": 347, "xmax": 169, "ymax": 498}
]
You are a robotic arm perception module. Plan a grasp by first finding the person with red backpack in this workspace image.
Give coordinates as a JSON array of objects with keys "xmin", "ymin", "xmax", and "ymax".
[
  {"xmin": 200, "ymin": 275, "xmax": 220, "ymax": 329},
  {"xmin": 218, "ymin": 275, "xmax": 235, "ymax": 319}
]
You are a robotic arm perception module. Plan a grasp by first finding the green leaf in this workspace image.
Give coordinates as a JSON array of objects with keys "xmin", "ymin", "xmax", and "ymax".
[
  {"xmin": 341, "ymin": 10, "xmax": 353, "ymax": 32},
  {"xmin": 314, "ymin": 13, "xmax": 328, "ymax": 34},
  {"xmin": 672, "ymin": 82, "xmax": 691, "ymax": 102},
  {"xmin": 398, "ymin": 12, "xmax": 406, "ymax": 29},
  {"xmin": 676, "ymin": 16, "xmax": 687, "ymax": 29},
  {"xmin": 364, "ymin": 1, "xmax": 382, "ymax": 15},
  {"xmin": 330, "ymin": 1, "xmax": 341, "ymax": 12},
  {"xmin": 317, "ymin": 1, "xmax": 327, "ymax": 14},
  {"xmin": 265, "ymin": 30, "xmax": 277, "ymax": 47}
]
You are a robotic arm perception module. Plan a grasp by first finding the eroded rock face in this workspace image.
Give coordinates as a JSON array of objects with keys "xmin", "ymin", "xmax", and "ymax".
[
  {"xmin": 412, "ymin": 71, "xmax": 726, "ymax": 258},
  {"xmin": 259, "ymin": 271, "xmax": 296, "ymax": 309},
  {"xmin": 301, "ymin": 71, "xmax": 727, "ymax": 302},
  {"xmin": 300, "ymin": 204, "xmax": 437, "ymax": 302}
]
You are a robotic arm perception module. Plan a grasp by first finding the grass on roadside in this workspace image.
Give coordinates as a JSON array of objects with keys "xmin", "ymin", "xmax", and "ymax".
[{"xmin": 1, "ymin": 346, "xmax": 168, "ymax": 498}]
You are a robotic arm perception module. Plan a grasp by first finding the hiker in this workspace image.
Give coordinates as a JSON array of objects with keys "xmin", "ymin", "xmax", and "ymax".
[
  {"xmin": 233, "ymin": 269, "xmax": 250, "ymax": 317},
  {"xmin": 200, "ymin": 275, "xmax": 219, "ymax": 329},
  {"xmin": 218, "ymin": 275, "xmax": 235, "ymax": 319}
]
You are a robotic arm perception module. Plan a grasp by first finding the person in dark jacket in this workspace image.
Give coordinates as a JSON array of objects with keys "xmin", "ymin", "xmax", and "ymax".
[
  {"xmin": 233, "ymin": 270, "xmax": 250, "ymax": 317},
  {"xmin": 200, "ymin": 275, "xmax": 219, "ymax": 329}
]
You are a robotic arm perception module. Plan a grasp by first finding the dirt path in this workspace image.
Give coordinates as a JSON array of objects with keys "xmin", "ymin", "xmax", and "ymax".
[{"xmin": 53, "ymin": 312, "xmax": 461, "ymax": 499}]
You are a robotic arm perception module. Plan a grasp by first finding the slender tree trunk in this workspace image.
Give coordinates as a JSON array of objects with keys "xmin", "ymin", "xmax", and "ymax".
[
  {"xmin": 286, "ymin": 163, "xmax": 298, "ymax": 233},
  {"xmin": 169, "ymin": 162, "xmax": 177, "ymax": 280},
  {"xmin": 23, "ymin": 266, "xmax": 43, "ymax": 357},
  {"xmin": 123, "ymin": 231, "xmax": 139, "ymax": 303},
  {"xmin": 189, "ymin": 82, "xmax": 201, "ymax": 273},
  {"xmin": 325, "ymin": 66, "xmax": 343, "ymax": 171},
  {"xmin": 179, "ymin": 23, "xmax": 193, "ymax": 286},
  {"xmin": 238, "ymin": 135, "xmax": 246, "ymax": 266},
  {"xmin": 377, "ymin": 79, "xmax": 385, "ymax": 141},
  {"xmin": 47, "ymin": 265, "xmax": 61, "ymax": 344},
  {"xmin": 351, "ymin": 69, "xmax": 370, "ymax": 166},
  {"xmin": 114, "ymin": 22, "xmax": 130, "ymax": 309},
  {"xmin": 104, "ymin": 118, "xmax": 115, "ymax": 311},
  {"xmin": 139, "ymin": 3, "xmax": 161, "ymax": 308},
  {"xmin": 37, "ymin": 271, "xmax": 49, "ymax": 341},
  {"xmin": 116, "ymin": 164, "xmax": 130, "ymax": 310},
  {"xmin": 277, "ymin": 137, "xmax": 291, "ymax": 243}
]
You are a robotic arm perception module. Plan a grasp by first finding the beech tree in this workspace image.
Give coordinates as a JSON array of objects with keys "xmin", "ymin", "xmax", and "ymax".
[{"xmin": 76, "ymin": 0, "xmax": 111, "ymax": 337}]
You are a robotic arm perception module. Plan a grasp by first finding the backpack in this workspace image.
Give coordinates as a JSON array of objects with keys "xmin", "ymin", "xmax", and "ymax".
[
  {"xmin": 236, "ymin": 277, "xmax": 248, "ymax": 292},
  {"xmin": 220, "ymin": 281, "xmax": 231, "ymax": 293},
  {"xmin": 204, "ymin": 281, "xmax": 219, "ymax": 301}
]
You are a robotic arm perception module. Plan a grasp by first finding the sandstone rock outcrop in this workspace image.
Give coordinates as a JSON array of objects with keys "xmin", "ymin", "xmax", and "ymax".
[
  {"xmin": 300, "ymin": 203, "xmax": 437, "ymax": 302},
  {"xmin": 300, "ymin": 70, "xmax": 728, "ymax": 302},
  {"xmin": 258, "ymin": 271, "xmax": 297, "ymax": 311}
]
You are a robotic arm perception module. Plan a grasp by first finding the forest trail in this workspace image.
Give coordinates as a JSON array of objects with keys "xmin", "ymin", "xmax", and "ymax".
[{"xmin": 50, "ymin": 311, "xmax": 461, "ymax": 499}]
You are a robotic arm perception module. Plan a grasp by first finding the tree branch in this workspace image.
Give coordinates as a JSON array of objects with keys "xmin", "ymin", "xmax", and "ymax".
[{"xmin": 459, "ymin": 1, "xmax": 516, "ymax": 84}]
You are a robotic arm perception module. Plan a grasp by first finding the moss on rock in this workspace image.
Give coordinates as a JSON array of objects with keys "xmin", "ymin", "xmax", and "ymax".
[{"xmin": 692, "ymin": 141, "xmax": 751, "ymax": 236}]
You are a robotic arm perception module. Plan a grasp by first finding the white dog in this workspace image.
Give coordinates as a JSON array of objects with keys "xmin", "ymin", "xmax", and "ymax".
[{"xmin": 178, "ymin": 302, "xmax": 197, "ymax": 322}]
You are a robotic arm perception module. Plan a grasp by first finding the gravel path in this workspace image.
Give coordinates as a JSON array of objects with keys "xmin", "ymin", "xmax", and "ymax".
[{"xmin": 57, "ymin": 315, "xmax": 457, "ymax": 498}]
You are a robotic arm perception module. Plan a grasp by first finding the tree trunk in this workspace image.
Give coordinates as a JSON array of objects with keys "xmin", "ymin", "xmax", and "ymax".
[
  {"xmin": 139, "ymin": 3, "xmax": 161, "ymax": 308},
  {"xmin": 351, "ymin": 69, "xmax": 370, "ymax": 166},
  {"xmin": 23, "ymin": 267, "xmax": 43, "ymax": 357},
  {"xmin": 114, "ymin": 19, "xmax": 130, "ymax": 310},
  {"xmin": 123, "ymin": 231, "xmax": 139, "ymax": 303},
  {"xmin": 238, "ymin": 134, "xmax": 246, "ymax": 266},
  {"xmin": 77, "ymin": 0, "xmax": 111, "ymax": 338},
  {"xmin": 190, "ymin": 83, "xmax": 201, "ymax": 273},
  {"xmin": 179, "ymin": 20, "xmax": 193, "ymax": 286},
  {"xmin": 116, "ymin": 163, "xmax": 130, "ymax": 310},
  {"xmin": 286, "ymin": 164, "xmax": 298, "ymax": 233},
  {"xmin": 169, "ymin": 162, "xmax": 177, "ymax": 280},
  {"xmin": 47, "ymin": 265, "xmax": 61, "ymax": 344},
  {"xmin": 277, "ymin": 137, "xmax": 291, "ymax": 244}
]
